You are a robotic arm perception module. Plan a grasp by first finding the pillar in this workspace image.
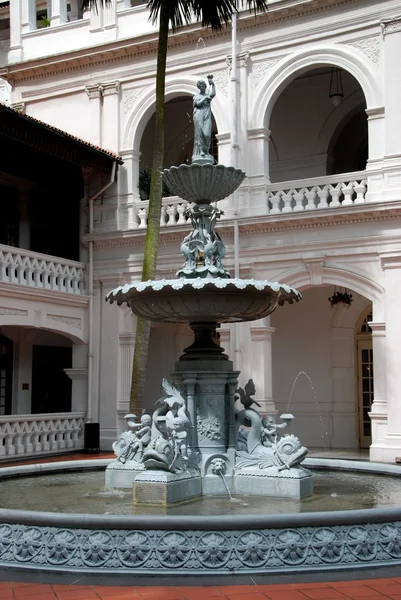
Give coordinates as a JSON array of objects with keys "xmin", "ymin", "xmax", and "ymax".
[
  {"xmin": 381, "ymin": 16, "xmax": 401, "ymax": 201},
  {"xmin": 85, "ymin": 84, "xmax": 102, "ymax": 147},
  {"xmin": 101, "ymin": 81, "xmax": 120, "ymax": 153},
  {"xmin": 379, "ymin": 253, "xmax": 401, "ymax": 461},
  {"xmin": 249, "ymin": 317, "xmax": 276, "ymax": 415},
  {"xmin": 22, "ymin": 0, "xmax": 37, "ymax": 34},
  {"xmin": 9, "ymin": 0, "xmax": 22, "ymax": 63},
  {"xmin": 369, "ymin": 321, "xmax": 387, "ymax": 460},
  {"xmin": 103, "ymin": 0, "xmax": 117, "ymax": 28},
  {"xmin": 65, "ymin": 345, "xmax": 88, "ymax": 413},
  {"xmin": 116, "ymin": 332, "xmax": 135, "ymax": 432},
  {"xmin": 51, "ymin": 0, "xmax": 67, "ymax": 26},
  {"xmin": 246, "ymin": 127, "xmax": 270, "ymax": 216},
  {"xmin": 117, "ymin": 0, "xmax": 131, "ymax": 9}
]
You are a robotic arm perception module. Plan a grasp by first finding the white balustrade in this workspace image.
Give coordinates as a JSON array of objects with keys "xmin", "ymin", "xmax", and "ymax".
[
  {"xmin": 266, "ymin": 171, "xmax": 367, "ymax": 215},
  {"xmin": 0, "ymin": 412, "xmax": 85, "ymax": 459},
  {"xmin": 134, "ymin": 172, "xmax": 368, "ymax": 230},
  {"xmin": 0, "ymin": 245, "xmax": 86, "ymax": 295}
]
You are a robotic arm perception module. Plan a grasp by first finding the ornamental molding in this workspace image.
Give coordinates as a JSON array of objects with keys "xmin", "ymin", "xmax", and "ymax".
[
  {"xmin": 305, "ymin": 257, "xmax": 326, "ymax": 286},
  {"xmin": 47, "ymin": 314, "xmax": 82, "ymax": 329},
  {"xmin": 226, "ymin": 52, "xmax": 250, "ymax": 69},
  {"xmin": 100, "ymin": 81, "xmax": 120, "ymax": 96},
  {"xmin": 64, "ymin": 368, "xmax": 88, "ymax": 380},
  {"xmin": 0, "ymin": 307, "xmax": 28, "ymax": 316},
  {"xmin": 381, "ymin": 15, "xmax": 401, "ymax": 36},
  {"xmin": 85, "ymin": 84, "xmax": 102, "ymax": 99},
  {"xmin": 10, "ymin": 102, "xmax": 25, "ymax": 114},
  {"xmin": 2, "ymin": 0, "xmax": 361, "ymax": 84},
  {"xmin": 122, "ymin": 86, "xmax": 146, "ymax": 115},
  {"xmin": 0, "ymin": 283, "xmax": 89, "ymax": 307},
  {"xmin": 0, "ymin": 519, "xmax": 400, "ymax": 573},
  {"xmin": 344, "ymin": 36, "xmax": 380, "ymax": 64},
  {"xmin": 252, "ymin": 58, "xmax": 284, "ymax": 89},
  {"xmin": 89, "ymin": 205, "xmax": 401, "ymax": 249},
  {"xmin": 211, "ymin": 69, "xmax": 228, "ymax": 98}
]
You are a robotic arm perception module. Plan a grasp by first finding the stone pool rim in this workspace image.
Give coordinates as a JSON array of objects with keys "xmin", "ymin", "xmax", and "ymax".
[{"xmin": 1, "ymin": 457, "xmax": 401, "ymax": 575}]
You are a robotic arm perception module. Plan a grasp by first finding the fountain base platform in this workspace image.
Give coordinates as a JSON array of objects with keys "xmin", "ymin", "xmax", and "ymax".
[
  {"xmin": 133, "ymin": 470, "xmax": 202, "ymax": 505},
  {"xmin": 235, "ymin": 466, "xmax": 313, "ymax": 499}
]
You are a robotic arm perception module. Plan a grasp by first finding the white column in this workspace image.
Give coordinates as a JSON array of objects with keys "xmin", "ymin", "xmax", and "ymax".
[
  {"xmin": 379, "ymin": 253, "xmax": 401, "ymax": 462},
  {"xmin": 85, "ymin": 84, "xmax": 102, "ymax": 147},
  {"xmin": 9, "ymin": 0, "xmax": 23, "ymax": 63},
  {"xmin": 101, "ymin": 81, "xmax": 120, "ymax": 152},
  {"xmin": 246, "ymin": 127, "xmax": 270, "ymax": 217},
  {"xmin": 369, "ymin": 321, "xmax": 387, "ymax": 460},
  {"xmin": 103, "ymin": 0, "xmax": 117, "ymax": 28},
  {"xmin": 65, "ymin": 344, "xmax": 88, "ymax": 413},
  {"xmin": 117, "ymin": 0, "xmax": 132, "ymax": 9},
  {"xmin": 51, "ymin": 0, "xmax": 68, "ymax": 26},
  {"xmin": 380, "ymin": 17, "xmax": 401, "ymax": 201},
  {"xmin": 116, "ymin": 333, "xmax": 135, "ymax": 432},
  {"xmin": 118, "ymin": 149, "xmax": 140, "ymax": 230},
  {"xmin": 22, "ymin": 0, "xmax": 37, "ymax": 33},
  {"xmin": 249, "ymin": 317, "xmax": 276, "ymax": 415}
]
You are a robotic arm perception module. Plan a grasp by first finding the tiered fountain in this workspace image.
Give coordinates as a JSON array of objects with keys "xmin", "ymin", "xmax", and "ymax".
[{"xmin": 106, "ymin": 75, "xmax": 312, "ymax": 502}]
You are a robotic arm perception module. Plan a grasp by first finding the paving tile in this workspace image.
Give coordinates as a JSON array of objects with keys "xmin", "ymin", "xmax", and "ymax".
[
  {"xmin": 13, "ymin": 584, "xmax": 55, "ymax": 596},
  {"xmin": 55, "ymin": 589, "xmax": 99, "ymax": 600},
  {"xmin": 300, "ymin": 589, "xmax": 348, "ymax": 599},
  {"xmin": 13, "ymin": 593, "xmax": 57, "ymax": 600},
  {"xmin": 174, "ymin": 587, "xmax": 224, "ymax": 597},
  {"xmin": 137, "ymin": 591, "xmax": 184, "ymax": 600},
  {"xmin": 290, "ymin": 584, "xmax": 331, "ymax": 590},
  {"xmin": 97, "ymin": 594, "xmax": 142, "ymax": 600},
  {"xmin": 93, "ymin": 587, "xmax": 137, "ymax": 597},
  {"xmin": 258, "ymin": 591, "xmax": 309, "ymax": 600},
  {"xmin": 223, "ymin": 594, "xmax": 268, "ymax": 600},
  {"xmin": 217, "ymin": 586, "xmax": 259, "ymax": 595},
  {"xmin": 328, "ymin": 588, "xmax": 384, "ymax": 598},
  {"xmin": 255, "ymin": 586, "xmax": 293, "ymax": 593},
  {"xmin": 368, "ymin": 585, "xmax": 401, "ymax": 594}
]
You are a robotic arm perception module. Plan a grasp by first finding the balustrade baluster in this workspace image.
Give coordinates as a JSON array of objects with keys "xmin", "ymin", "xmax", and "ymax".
[
  {"xmin": 354, "ymin": 181, "xmax": 367, "ymax": 204},
  {"xmin": 305, "ymin": 188, "xmax": 317, "ymax": 210},
  {"xmin": 269, "ymin": 192, "xmax": 282, "ymax": 214},
  {"xmin": 166, "ymin": 204, "xmax": 176, "ymax": 225},
  {"xmin": 317, "ymin": 186, "xmax": 329, "ymax": 209},
  {"xmin": 281, "ymin": 191, "xmax": 293, "ymax": 213},
  {"xmin": 342, "ymin": 183, "xmax": 354, "ymax": 206},
  {"xmin": 177, "ymin": 203, "xmax": 187, "ymax": 224},
  {"xmin": 160, "ymin": 204, "xmax": 167, "ymax": 226},
  {"xmin": 138, "ymin": 207, "xmax": 147, "ymax": 228},
  {"xmin": 293, "ymin": 189, "xmax": 305, "ymax": 212},
  {"xmin": 329, "ymin": 185, "xmax": 342, "ymax": 207}
]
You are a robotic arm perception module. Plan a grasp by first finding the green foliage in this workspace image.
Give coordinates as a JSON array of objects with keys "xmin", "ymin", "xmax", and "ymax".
[{"xmin": 37, "ymin": 16, "xmax": 51, "ymax": 28}]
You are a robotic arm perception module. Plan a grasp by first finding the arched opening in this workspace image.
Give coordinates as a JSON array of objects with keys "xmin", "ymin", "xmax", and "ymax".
[
  {"xmin": 0, "ymin": 327, "xmax": 74, "ymax": 415},
  {"xmin": 138, "ymin": 96, "xmax": 218, "ymax": 199},
  {"xmin": 355, "ymin": 306, "xmax": 373, "ymax": 448},
  {"xmin": 270, "ymin": 285, "xmax": 371, "ymax": 450},
  {"xmin": 268, "ymin": 66, "xmax": 367, "ymax": 183}
]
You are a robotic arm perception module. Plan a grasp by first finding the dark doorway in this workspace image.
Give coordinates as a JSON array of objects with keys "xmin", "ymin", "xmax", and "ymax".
[
  {"xmin": 31, "ymin": 345, "xmax": 72, "ymax": 414},
  {"xmin": 0, "ymin": 334, "xmax": 13, "ymax": 415}
]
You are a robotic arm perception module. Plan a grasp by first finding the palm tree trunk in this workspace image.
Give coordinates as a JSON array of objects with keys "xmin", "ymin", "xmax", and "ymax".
[{"xmin": 129, "ymin": 0, "xmax": 169, "ymax": 414}]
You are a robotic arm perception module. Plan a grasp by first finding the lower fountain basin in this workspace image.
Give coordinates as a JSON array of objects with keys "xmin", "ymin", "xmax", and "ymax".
[
  {"xmin": 106, "ymin": 278, "xmax": 301, "ymax": 323},
  {"xmin": 1, "ymin": 459, "xmax": 401, "ymax": 576}
]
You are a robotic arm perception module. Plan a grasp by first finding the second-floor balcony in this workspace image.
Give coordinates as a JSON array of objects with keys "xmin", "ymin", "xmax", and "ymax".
[
  {"xmin": 0, "ymin": 245, "xmax": 86, "ymax": 295},
  {"xmin": 124, "ymin": 171, "xmax": 369, "ymax": 230}
]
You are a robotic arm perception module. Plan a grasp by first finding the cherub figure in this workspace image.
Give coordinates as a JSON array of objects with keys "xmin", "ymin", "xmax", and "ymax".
[
  {"xmin": 261, "ymin": 414, "xmax": 293, "ymax": 448},
  {"xmin": 171, "ymin": 416, "xmax": 188, "ymax": 458},
  {"xmin": 118, "ymin": 414, "xmax": 152, "ymax": 464}
]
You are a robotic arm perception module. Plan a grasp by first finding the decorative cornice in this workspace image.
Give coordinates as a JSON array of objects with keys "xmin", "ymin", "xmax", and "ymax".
[
  {"xmin": 380, "ymin": 252, "xmax": 401, "ymax": 270},
  {"xmin": 2, "ymin": 0, "xmax": 363, "ymax": 84},
  {"xmin": 88, "ymin": 203, "xmax": 401, "ymax": 250},
  {"xmin": 0, "ymin": 282, "xmax": 89, "ymax": 307},
  {"xmin": 226, "ymin": 52, "xmax": 250, "ymax": 69},
  {"xmin": 381, "ymin": 15, "xmax": 401, "ymax": 36},
  {"xmin": 11, "ymin": 102, "xmax": 25, "ymax": 114},
  {"xmin": 305, "ymin": 257, "xmax": 326, "ymax": 286},
  {"xmin": 100, "ymin": 81, "xmax": 120, "ymax": 96},
  {"xmin": 366, "ymin": 106, "xmax": 385, "ymax": 119},
  {"xmin": 85, "ymin": 84, "xmax": 102, "ymax": 99}
]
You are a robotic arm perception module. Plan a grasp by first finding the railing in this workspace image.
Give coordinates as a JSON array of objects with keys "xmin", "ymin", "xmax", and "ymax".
[
  {"xmin": 0, "ymin": 245, "xmax": 86, "ymax": 295},
  {"xmin": 266, "ymin": 171, "xmax": 367, "ymax": 215},
  {"xmin": 134, "ymin": 171, "xmax": 368, "ymax": 228},
  {"xmin": 0, "ymin": 412, "xmax": 85, "ymax": 460}
]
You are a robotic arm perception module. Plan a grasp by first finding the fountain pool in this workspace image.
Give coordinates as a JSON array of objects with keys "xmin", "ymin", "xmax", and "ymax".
[{"xmin": 0, "ymin": 458, "xmax": 401, "ymax": 576}]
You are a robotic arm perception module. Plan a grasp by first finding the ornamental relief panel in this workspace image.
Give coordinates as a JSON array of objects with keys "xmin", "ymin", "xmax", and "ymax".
[
  {"xmin": 345, "ymin": 37, "xmax": 380, "ymax": 65},
  {"xmin": 122, "ymin": 87, "xmax": 147, "ymax": 115},
  {"xmin": 251, "ymin": 57, "xmax": 285, "ymax": 90}
]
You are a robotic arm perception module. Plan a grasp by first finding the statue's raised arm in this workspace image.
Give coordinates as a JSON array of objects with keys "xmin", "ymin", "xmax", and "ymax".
[{"xmin": 192, "ymin": 75, "xmax": 216, "ymax": 165}]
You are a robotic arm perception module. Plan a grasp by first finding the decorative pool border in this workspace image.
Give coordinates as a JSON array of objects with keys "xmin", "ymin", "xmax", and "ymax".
[{"xmin": 0, "ymin": 458, "xmax": 400, "ymax": 575}]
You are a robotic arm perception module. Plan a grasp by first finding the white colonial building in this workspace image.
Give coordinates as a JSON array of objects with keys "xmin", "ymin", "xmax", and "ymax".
[{"xmin": 1, "ymin": 0, "xmax": 401, "ymax": 463}]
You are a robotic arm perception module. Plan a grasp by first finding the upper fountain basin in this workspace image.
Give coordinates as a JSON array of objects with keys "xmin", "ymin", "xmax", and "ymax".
[
  {"xmin": 163, "ymin": 164, "xmax": 246, "ymax": 204},
  {"xmin": 106, "ymin": 278, "xmax": 301, "ymax": 324}
]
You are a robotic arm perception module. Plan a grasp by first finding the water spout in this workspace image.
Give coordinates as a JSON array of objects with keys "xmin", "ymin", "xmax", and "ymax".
[{"xmin": 210, "ymin": 458, "xmax": 232, "ymax": 500}]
